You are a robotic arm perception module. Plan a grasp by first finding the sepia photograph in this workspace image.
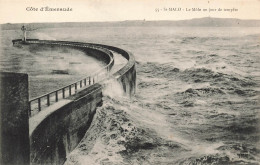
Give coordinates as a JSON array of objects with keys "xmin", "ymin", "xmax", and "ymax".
[{"xmin": 0, "ymin": 0, "xmax": 259, "ymax": 164}]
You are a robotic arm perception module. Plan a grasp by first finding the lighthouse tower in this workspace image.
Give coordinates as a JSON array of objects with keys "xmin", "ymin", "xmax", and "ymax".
[{"xmin": 21, "ymin": 25, "xmax": 27, "ymax": 42}]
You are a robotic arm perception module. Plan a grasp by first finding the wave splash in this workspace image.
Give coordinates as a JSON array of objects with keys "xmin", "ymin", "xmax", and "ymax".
[{"xmin": 65, "ymin": 96, "xmax": 188, "ymax": 165}]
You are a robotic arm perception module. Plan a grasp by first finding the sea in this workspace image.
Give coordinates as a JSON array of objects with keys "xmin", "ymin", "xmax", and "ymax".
[{"xmin": 1, "ymin": 26, "xmax": 259, "ymax": 164}]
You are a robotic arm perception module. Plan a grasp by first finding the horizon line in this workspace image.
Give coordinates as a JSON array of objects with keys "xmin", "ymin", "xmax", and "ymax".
[{"xmin": 1, "ymin": 17, "xmax": 260, "ymax": 25}]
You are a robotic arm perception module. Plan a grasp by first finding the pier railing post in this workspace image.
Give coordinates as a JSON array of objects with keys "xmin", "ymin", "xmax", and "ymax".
[
  {"xmin": 75, "ymin": 83, "xmax": 77, "ymax": 93},
  {"xmin": 55, "ymin": 91, "xmax": 58, "ymax": 102},
  {"xmin": 62, "ymin": 88, "xmax": 65, "ymax": 98},
  {"xmin": 38, "ymin": 98, "xmax": 41, "ymax": 111},
  {"xmin": 69, "ymin": 85, "xmax": 72, "ymax": 96},
  {"xmin": 47, "ymin": 94, "xmax": 50, "ymax": 106}
]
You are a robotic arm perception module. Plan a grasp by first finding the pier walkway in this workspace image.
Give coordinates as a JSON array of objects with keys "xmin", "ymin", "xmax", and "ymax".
[{"xmin": 13, "ymin": 39, "xmax": 123, "ymax": 117}]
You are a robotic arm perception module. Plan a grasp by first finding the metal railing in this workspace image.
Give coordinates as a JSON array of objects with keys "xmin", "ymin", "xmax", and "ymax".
[{"xmin": 13, "ymin": 40, "xmax": 114, "ymax": 117}]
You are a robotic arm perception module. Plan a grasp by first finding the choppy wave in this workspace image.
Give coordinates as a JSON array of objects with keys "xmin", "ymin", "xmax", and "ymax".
[
  {"xmin": 64, "ymin": 27, "xmax": 260, "ymax": 164},
  {"xmin": 66, "ymin": 94, "xmax": 259, "ymax": 164}
]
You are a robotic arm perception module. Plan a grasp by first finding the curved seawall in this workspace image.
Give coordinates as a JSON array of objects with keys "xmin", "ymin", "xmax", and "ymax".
[{"xmin": 11, "ymin": 39, "xmax": 136, "ymax": 164}]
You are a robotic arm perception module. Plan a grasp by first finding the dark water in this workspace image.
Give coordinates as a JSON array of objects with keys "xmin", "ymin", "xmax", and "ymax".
[{"xmin": 1, "ymin": 26, "xmax": 259, "ymax": 164}]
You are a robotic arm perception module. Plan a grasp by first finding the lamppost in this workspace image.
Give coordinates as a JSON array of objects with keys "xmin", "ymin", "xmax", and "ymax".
[{"xmin": 21, "ymin": 25, "xmax": 27, "ymax": 42}]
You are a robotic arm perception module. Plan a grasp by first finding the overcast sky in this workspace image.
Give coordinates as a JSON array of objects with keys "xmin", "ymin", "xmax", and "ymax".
[{"xmin": 0, "ymin": 0, "xmax": 260, "ymax": 24}]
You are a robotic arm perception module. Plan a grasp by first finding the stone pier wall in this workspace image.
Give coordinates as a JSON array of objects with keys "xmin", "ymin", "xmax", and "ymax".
[
  {"xmin": 7, "ymin": 40, "xmax": 136, "ymax": 165},
  {"xmin": 0, "ymin": 72, "xmax": 30, "ymax": 165}
]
